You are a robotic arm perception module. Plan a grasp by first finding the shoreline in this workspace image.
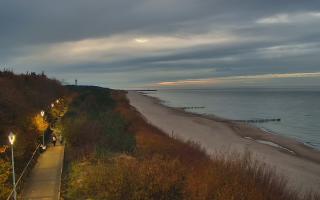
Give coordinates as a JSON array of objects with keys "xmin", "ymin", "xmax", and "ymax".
[
  {"xmin": 140, "ymin": 92, "xmax": 320, "ymax": 164},
  {"xmin": 127, "ymin": 91, "xmax": 320, "ymax": 193}
]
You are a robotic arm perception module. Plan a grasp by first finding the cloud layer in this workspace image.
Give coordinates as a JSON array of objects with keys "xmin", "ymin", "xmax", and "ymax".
[{"xmin": 1, "ymin": 0, "xmax": 320, "ymax": 88}]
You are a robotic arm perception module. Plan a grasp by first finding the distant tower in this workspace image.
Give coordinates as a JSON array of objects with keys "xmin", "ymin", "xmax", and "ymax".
[{"xmin": 75, "ymin": 79, "xmax": 78, "ymax": 85}]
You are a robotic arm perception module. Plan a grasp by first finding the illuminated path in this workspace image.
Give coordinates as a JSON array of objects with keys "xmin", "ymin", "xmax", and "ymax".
[{"xmin": 21, "ymin": 144, "xmax": 64, "ymax": 200}]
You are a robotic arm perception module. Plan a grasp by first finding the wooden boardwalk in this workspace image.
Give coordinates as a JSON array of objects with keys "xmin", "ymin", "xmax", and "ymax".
[{"xmin": 21, "ymin": 144, "xmax": 64, "ymax": 200}]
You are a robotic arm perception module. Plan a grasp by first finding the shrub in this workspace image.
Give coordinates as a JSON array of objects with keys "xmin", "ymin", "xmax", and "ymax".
[
  {"xmin": 62, "ymin": 86, "xmax": 136, "ymax": 159},
  {"xmin": 66, "ymin": 155, "xmax": 185, "ymax": 200},
  {"xmin": 0, "ymin": 159, "xmax": 11, "ymax": 199}
]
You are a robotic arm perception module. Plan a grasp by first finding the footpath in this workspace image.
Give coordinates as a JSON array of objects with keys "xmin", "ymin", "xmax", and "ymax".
[{"xmin": 21, "ymin": 144, "xmax": 64, "ymax": 200}]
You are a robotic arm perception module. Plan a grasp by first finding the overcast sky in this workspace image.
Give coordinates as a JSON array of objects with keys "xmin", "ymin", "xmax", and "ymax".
[{"xmin": 1, "ymin": 0, "xmax": 320, "ymax": 89}]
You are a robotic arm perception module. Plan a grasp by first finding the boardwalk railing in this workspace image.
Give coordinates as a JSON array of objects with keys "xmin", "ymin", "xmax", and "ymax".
[{"xmin": 6, "ymin": 144, "xmax": 40, "ymax": 200}]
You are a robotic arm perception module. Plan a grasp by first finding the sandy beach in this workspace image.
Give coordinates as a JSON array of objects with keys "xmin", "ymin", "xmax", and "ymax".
[{"xmin": 127, "ymin": 91, "xmax": 320, "ymax": 193}]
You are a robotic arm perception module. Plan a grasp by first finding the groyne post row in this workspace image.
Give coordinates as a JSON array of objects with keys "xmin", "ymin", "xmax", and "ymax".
[
  {"xmin": 175, "ymin": 105, "xmax": 281, "ymax": 124},
  {"xmin": 234, "ymin": 118, "xmax": 281, "ymax": 123},
  {"xmin": 179, "ymin": 106, "xmax": 205, "ymax": 110}
]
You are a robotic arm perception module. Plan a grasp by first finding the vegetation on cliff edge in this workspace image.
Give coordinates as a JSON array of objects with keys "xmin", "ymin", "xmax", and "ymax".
[
  {"xmin": 0, "ymin": 70, "xmax": 65, "ymax": 198},
  {"xmin": 62, "ymin": 87, "xmax": 319, "ymax": 200}
]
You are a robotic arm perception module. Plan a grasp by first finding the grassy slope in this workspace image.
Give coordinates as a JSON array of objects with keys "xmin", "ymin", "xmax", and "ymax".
[{"xmin": 62, "ymin": 87, "xmax": 319, "ymax": 200}]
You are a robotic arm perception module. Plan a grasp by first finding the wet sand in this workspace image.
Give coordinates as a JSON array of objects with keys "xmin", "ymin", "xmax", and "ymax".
[{"xmin": 127, "ymin": 91, "xmax": 320, "ymax": 193}]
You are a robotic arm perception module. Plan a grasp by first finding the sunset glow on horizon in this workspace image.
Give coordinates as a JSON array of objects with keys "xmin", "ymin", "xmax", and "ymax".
[{"xmin": 156, "ymin": 72, "xmax": 320, "ymax": 87}]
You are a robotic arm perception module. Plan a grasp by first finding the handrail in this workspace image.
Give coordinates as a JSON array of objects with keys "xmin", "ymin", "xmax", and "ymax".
[{"xmin": 6, "ymin": 144, "xmax": 40, "ymax": 200}]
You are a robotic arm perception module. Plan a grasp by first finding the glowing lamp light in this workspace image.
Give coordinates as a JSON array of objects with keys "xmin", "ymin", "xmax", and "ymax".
[
  {"xmin": 40, "ymin": 110, "xmax": 45, "ymax": 117},
  {"xmin": 8, "ymin": 132, "xmax": 15, "ymax": 145},
  {"xmin": 8, "ymin": 131, "xmax": 17, "ymax": 200},
  {"xmin": 51, "ymin": 103, "xmax": 54, "ymax": 108},
  {"xmin": 56, "ymin": 99, "xmax": 60, "ymax": 104}
]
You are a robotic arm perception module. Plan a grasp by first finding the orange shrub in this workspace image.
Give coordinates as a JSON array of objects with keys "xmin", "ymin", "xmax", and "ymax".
[{"xmin": 33, "ymin": 114, "xmax": 49, "ymax": 133}]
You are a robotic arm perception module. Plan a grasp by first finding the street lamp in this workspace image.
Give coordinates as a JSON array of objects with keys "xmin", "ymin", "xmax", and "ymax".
[
  {"xmin": 40, "ymin": 110, "xmax": 45, "ymax": 117},
  {"xmin": 8, "ymin": 132, "xmax": 17, "ymax": 200},
  {"xmin": 40, "ymin": 110, "xmax": 45, "ymax": 146}
]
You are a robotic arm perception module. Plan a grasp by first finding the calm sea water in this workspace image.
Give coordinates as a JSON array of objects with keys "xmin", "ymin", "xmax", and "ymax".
[{"xmin": 146, "ymin": 88, "xmax": 320, "ymax": 150}]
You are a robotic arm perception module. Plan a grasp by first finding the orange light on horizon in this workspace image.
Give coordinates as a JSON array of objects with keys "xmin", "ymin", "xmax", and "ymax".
[
  {"xmin": 156, "ymin": 72, "xmax": 320, "ymax": 87},
  {"xmin": 158, "ymin": 79, "xmax": 220, "ymax": 86}
]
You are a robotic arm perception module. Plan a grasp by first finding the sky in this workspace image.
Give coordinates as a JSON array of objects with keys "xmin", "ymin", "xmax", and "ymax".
[{"xmin": 1, "ymin": 0, "xmax": 320, "ymax": 89}]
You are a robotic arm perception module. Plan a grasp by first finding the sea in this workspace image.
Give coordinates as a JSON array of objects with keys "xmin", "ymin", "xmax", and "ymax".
[{"xmin": 145, "ymin": 88, "xmax": 320, "ymax": 150}]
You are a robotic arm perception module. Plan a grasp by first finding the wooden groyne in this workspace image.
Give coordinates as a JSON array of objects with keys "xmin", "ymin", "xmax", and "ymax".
[
  {"xmin": 234, "ymin": 118, "xmax": 281, "ymax": 123},
  {"xmin": 179, "ymin": 106, "xmax": 205, "ymax": 110},
  {"xmin": 135, "ymin": 89, "xmax": 157, "ymax": 92}
]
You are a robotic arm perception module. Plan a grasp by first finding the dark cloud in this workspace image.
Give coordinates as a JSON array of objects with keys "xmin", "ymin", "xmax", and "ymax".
[
  {"xmin": 1, "ymin": 0, "xmax": 319, "ymax": 46},
  {"xmin": 1, "ymin": 0, "xmax": 320, "ymax": 88}
]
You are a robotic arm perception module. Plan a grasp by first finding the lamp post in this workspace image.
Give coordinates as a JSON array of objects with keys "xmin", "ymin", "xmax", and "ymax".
[
  {"xmin": 40, "ymin": 110, "xmax": 45, "ymax": 146},
  {"xmin": 8, "ymin": 132, "xmax": 16, "ymax": 200}
]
